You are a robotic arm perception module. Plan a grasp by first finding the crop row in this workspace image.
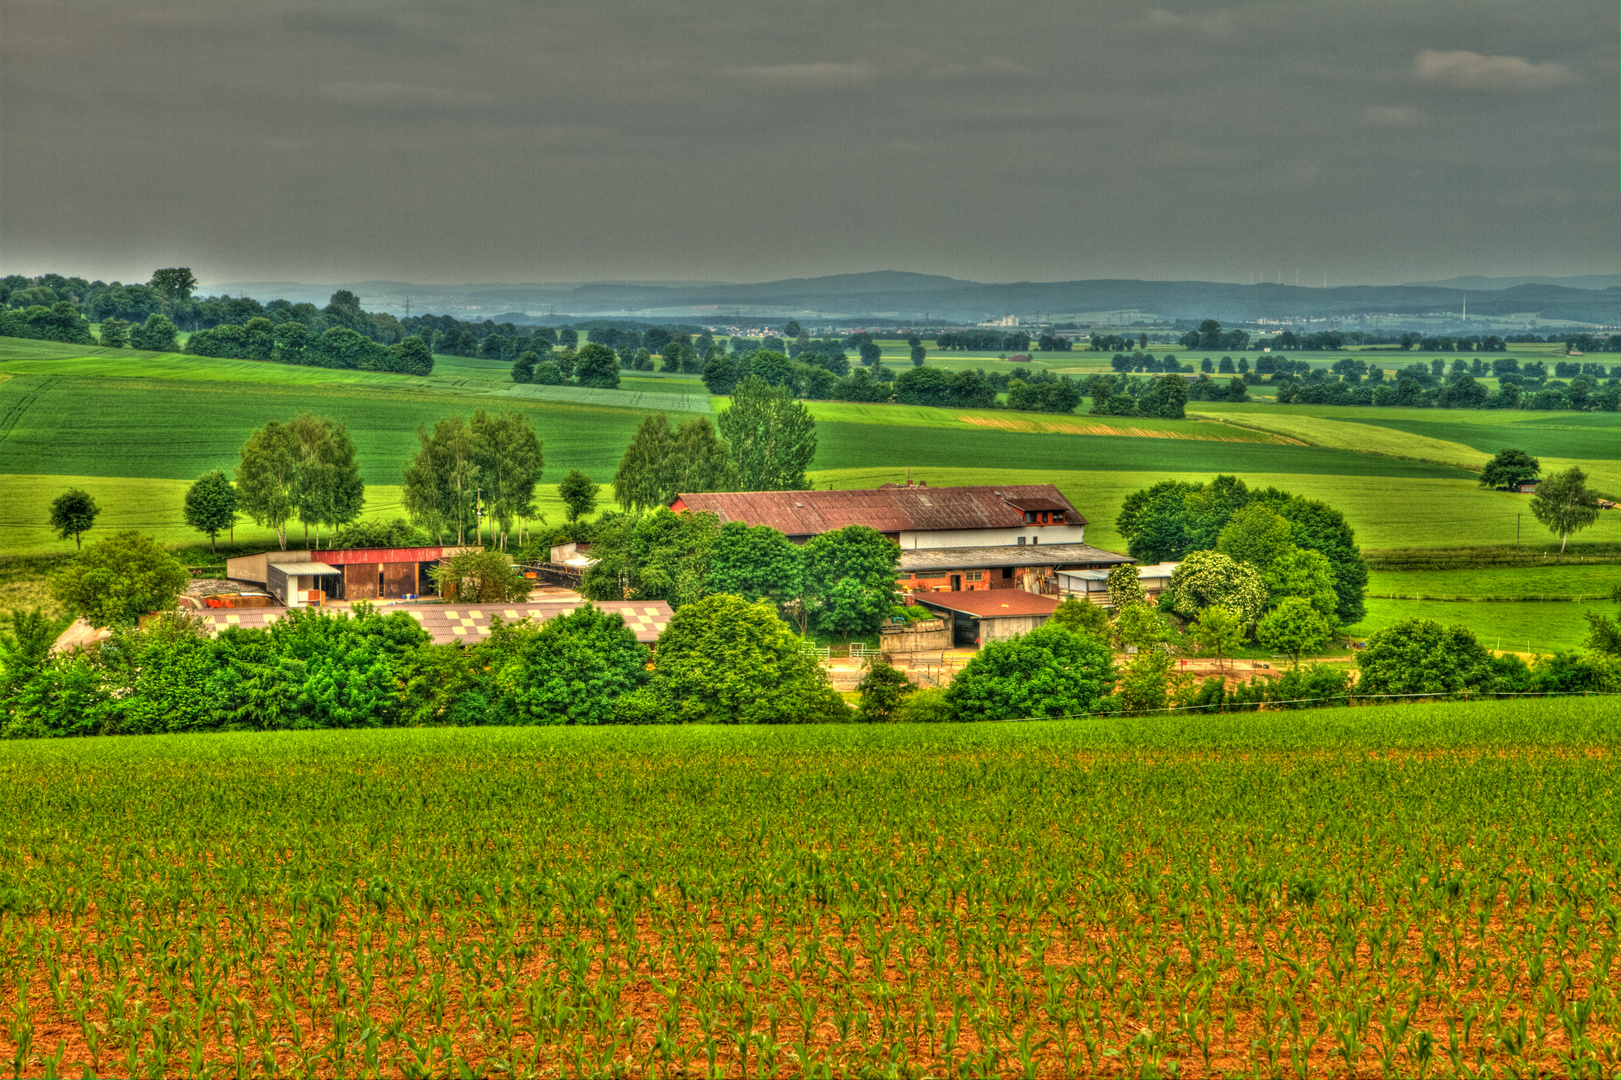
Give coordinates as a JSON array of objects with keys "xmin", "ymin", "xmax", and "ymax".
[{"xmin": 0, "ymin": 703, "xmax": 1617, "ymax": 1075}]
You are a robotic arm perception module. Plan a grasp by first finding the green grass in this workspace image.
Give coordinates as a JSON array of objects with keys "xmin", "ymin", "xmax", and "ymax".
[
  {"xmin": 1345, "ymin": 595, "xmax": 1607, "ymax": 654},
  {"xmin": 0, "ymin": 374, "xmax": 696, "ymax": 484},
  {"xmin": 0, "ymin": 702, "xmax": 1618, "ymax": 1075},
  {"xmin": 804, "ymin": 400, "xmax": 1293, "ymax": 442},
  {"xmin": 809, "ymin": 465, "xmax": 1621, "ymax": 554},
  {"xmin": 0, "ymin": 475, "xmax": 603, "ymax": 559},
  {"xmin": 1370, "ymin": 564, "xmax": 1621, "ymax": 600}
]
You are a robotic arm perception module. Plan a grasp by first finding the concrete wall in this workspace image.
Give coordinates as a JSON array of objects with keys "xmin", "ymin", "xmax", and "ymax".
[
  {"xmin": 981, "ymin": 614, "xmax": 1049, "ymax": 643},
  {"xmin": 227, "ymin": 550, "xmax": 312, "ymax": 586},
  {"xmin": 897, "ymin": 525, "xmax": 1086, "ymax": 549},
  {"xmin": 880, "ymin": 620, "xmax": 950, "ymax": 655}
]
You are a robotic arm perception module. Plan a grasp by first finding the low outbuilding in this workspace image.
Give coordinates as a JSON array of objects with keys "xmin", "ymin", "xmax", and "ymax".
[{"xmin": 915, "ymin": 591, "xmax": 1061, "ymax": 647}]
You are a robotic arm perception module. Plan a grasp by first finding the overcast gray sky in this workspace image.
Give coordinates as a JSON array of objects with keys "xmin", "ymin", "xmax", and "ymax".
[{"xmin": 2, "ymin": 0, "xmax": 1616, "ymax": 287}]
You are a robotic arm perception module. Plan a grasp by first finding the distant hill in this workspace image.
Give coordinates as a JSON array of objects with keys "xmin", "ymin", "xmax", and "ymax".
[
  {"xmin": 1404, "ymin": 274, "xmax": 1621, "ymax": 291},
  {"xmin": 200, "ymin": 272, "xmax": 1621, "ymax": 327}
]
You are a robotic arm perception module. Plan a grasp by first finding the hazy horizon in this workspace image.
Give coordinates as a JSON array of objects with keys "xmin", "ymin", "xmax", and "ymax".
[{"xmin": 3, "ymin": 0, "xmax": 1617, "ymax": 287}]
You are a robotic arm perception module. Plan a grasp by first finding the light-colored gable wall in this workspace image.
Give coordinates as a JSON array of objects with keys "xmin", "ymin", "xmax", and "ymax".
[{"xmin": 897, "ymin": 525, "xmax": 1086, "ymax": 549}]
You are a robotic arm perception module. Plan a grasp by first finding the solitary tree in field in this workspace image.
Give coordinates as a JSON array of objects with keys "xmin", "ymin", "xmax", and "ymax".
[
  {"xmin": 1480, "ymin": 448, "xmax": 1540, "ymax": 490},
  {"xmin": 183, "ymin": 470, "xmax": 239, "ymax": 554},
  {"xmin": 1530, "ymin": 466, "xmax": 1600, "ymax": 553},
  {"xmin": 558, "ymin": 469, "xmax": 600, "ymax": 523},
  {"xmin": 49, "ymin": 489, "xmax": 100, "ymax": 550}
]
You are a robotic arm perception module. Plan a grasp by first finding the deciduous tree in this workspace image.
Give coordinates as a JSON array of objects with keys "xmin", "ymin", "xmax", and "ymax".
[
  {"xmin": 183, "ymin": 471, "xmax": 238, "ymax": 554},
  {"xmin": 1256, "ymin": 598, "xmax": 1334, "ymax": 668},
  {"xmin": 947, "ymin": 625, "xmax": 1114, "ymax": 722},
  {"xmin": 718, "ymin": 376, "xmax": 816, "ymax": 491},
  {"xmin": 236, "ymin": 421, "xmax": 300, "ymax": 550},
  {"xmin": 1479, "ymin": 448, "xmax": 1540, "ymax": 489},
  {"xmin": 558, "ymin": 470, "xmax": 599, "ymax": 523},
  {"xmin": 48, "ymin": 489, "xmax": 99, "ymax": 550},
  {"xmin": 471, "ymin": 410, "xmax": 544, "ymax": 549},
  {"xmin": 1530, "ymin": 466, "xmax": 1600, "ymax": 553},
  {"xmin": 50, "ymin": 532, "xmax": 190, "ymax": 629},
  {"xmin": 803, "ymin": 525, "xmax": 899, "ymax": 638},
  {"xmin": 402, "ymin": 416, "xmax": 479, "ymax": 545},
  {"xmin": 1189, "ymin": 605, "xmax": 1244, "ymax": 671},
  {"xmin": 650, "ymin": 594, "xmax": 846, "ymax": 723}
]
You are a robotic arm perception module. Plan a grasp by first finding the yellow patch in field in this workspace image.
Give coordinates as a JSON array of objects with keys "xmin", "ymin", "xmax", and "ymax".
[{"xmin": 955, "ymin": 414, "xmax": 1303, "ymax": 444}]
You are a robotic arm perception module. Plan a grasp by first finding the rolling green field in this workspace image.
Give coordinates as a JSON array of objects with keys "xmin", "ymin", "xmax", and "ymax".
[
  {"xmin": 5, "ymin": 333, "xmax": 1620, "ymax": 653},
  {"xmin": 1370, "ymin": 563, "xmax": 1621, "ymax": 600},
  {"xmin": 0, "ymin": 701, "xmax": 1618, "ymax": 1077},
  {"xmin": 1346, "ymin": 596, "xmax": 1608, "ymax": 655}
]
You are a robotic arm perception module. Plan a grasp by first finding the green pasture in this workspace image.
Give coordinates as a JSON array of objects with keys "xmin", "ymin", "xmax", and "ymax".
[
  {"xmin": 1194, "ymin": 402, "xmax": 1621, "ymax": 494},
  {"xmin": 1370, "ymin": 563, "xmax": 1621, "ymax": 601},
  {"xmin": 804, "ymin": 400, "xmax": 1292, "ymax": 442},
  {"xmin": 1346, "ymin": 595, "xmax": 1607, "ymax": 655},
  {"xmin": 0, "ymin": 373, "xmax": 693, "ymax": 484},
  {"xmin": 804, "ymin": 465, "xmax": 1618, "ymax": 554},
  {"xmin": 0, "ymin": 475, "xmax": 591, "ymax": 561}
]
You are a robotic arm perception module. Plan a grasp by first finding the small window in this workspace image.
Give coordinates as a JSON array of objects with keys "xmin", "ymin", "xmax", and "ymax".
[
  {"xmin": 1025, "ymin": 511, "xmax": 1036, "ymax": 523},
  {"xmin": 965, "ymin": 570, "xmax": 984, "ymax": 582},
  {"xmin": 1017, "ymin": 536, "xmax": 1026, "ymax": 546},
  {"xmin": 1032, "ymin": 536, "xmax": 1039, "ymax": 545}
]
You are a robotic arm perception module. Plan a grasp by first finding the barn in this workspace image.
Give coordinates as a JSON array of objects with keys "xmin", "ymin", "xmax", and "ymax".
[{"xmin": 225, "ymin": 546, "xmax": 478, "ymax": 606}]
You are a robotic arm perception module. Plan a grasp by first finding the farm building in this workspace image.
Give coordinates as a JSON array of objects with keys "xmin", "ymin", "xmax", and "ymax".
[
  {"xmin": 672, "ymin": 482, "xmax": 1135, "ymax": 596},
  {"xmin": 915, "ymin": 591, "xmax": 1061, "ymax": 646},
  {"xmin": 225, "ymin": 546, "xmax": 478, "ymax": 606},
  {"xmin": 1057, "ymin": 562, "xmax": 1180, "ymax": 604}
]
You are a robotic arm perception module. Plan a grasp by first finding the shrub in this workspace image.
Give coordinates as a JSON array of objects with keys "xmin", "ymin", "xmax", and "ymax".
[
  {"xmin": 651, "ymin": 594, "xmax": 846, "ymax": 724},
  {"xmin": 894, "ymin": 686, "xmax": 954, "ymax": 723},
  {"xmin": 431, "ymin": 549, "xmax": 532, "ymax": 602},
  {"xmin": 50, "ymin": 531, "xmax": 189, "ymax": 629},
  {"xmin": 947, "ymin": 625, "xmax": 1115, "ymax": 722},
  {"xmin": 1168, "ymin": 550, "xmax": 1266, "ymax": 625},
  {"xmin": 490, "ymin": 606, "xmax": 651, "ymax": 725},
  {"xmin": 855, "ymin": 658, "xmax": 913, "ymax": 723},
  {"xmin": 1050, "ymin": 595, "xmax": 1110, "ymax": 639},
  {"xmin": 1357, "ymin": 618, "xmax": 1491, "ymax": 698}
]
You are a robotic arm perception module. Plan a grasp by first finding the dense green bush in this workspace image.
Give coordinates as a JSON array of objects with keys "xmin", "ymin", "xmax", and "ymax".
[
  {"xmin": 947, "ymin": 625, "xmax": 1115, "ymax": 722},
  {"xmin": 650, "ymin": 594, "xmax": 847, "ymax": 724}
]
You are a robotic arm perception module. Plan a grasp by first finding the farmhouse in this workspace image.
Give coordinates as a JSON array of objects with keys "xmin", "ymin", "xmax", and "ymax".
[
  {"xmin": 225, "ymin": 545, "xmax": 478, "ymax": 606},
  {"xmin": 672, "ymin": 482, "xmax": 1134, "ymax": 595}
]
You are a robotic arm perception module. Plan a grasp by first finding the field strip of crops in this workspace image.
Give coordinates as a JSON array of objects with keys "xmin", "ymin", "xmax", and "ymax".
[
  {"xmin": 505, "ymin": 382, "xmax": 710, "ymax": 414},
  {"xmin": 1186, "ymin": 408, "xmax": 1486, "ymax": 468},
  {"xmin": 801, "ymin": 400, "xmax": 1292, "ymax": 443},
  {"xmin": 1, "ymin": 699, "xmax": 1619, "ymax": 1077}
]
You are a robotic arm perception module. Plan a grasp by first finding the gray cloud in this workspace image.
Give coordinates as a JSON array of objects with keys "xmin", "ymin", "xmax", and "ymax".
[
  {"xmin": 1414, "ymin": 49, "xmax": 1574, "ymax": 91},
  {"xmin": 0, "ymin": 0, "xmax": 1615, "ymax": 287},
  {"xmin": 1360, "ymin": 105, "xmax": 1424, "ymax": 126}
]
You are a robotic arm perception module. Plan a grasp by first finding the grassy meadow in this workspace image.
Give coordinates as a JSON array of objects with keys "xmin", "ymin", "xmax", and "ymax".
[
  {"xmin": 4, "ymin": 333, "xmax": 1620, "ymax": 651},
  {"xmin": 1, "ymin": 700, "xmax": 1619, "ymax": 1076}
]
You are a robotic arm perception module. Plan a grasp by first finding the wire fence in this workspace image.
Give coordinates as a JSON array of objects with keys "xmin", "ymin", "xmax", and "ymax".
[{"xmin": 981, "ymin": 689, "xmax": 1621, "ymax": 723}]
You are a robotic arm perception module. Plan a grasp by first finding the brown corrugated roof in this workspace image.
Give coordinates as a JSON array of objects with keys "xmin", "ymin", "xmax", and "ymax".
[
  {"xmin": 675, "ymin": 483, "xmax": 1084, "ymax": 535},
  {"xmin": 917, "ymin": 592, "xmax": 1061, "ymax": 618}
]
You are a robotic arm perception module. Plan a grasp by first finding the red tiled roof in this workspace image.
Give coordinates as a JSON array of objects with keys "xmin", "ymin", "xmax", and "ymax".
[
  {"xmin": 673, "ymin": 484, "xmax": 1083, "ymax": 536},
  {"xmin": 917, "ymin": 592, "xmax": 1061, "ymax": 618}
]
